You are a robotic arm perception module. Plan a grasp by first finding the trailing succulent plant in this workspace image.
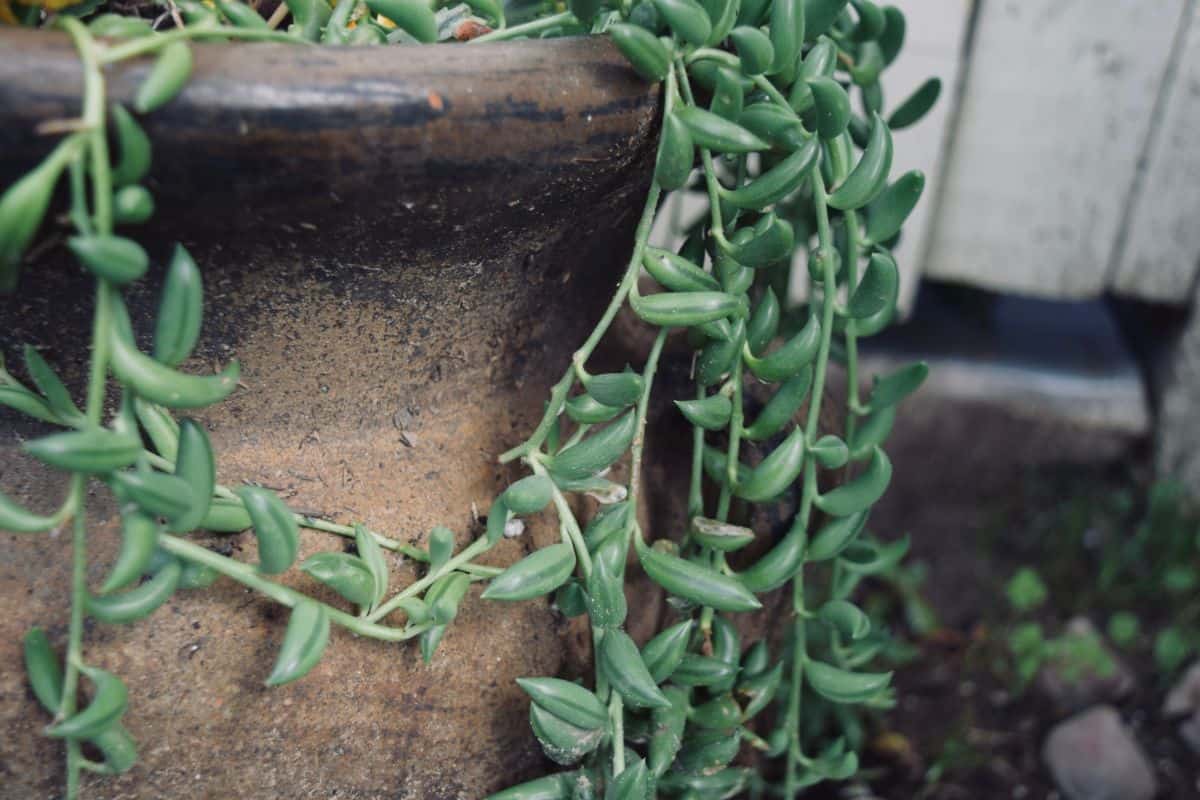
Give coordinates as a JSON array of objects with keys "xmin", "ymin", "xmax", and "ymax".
[{"xmin": 0, "ymin": 0, "xmax": 938, "ymax": 796}]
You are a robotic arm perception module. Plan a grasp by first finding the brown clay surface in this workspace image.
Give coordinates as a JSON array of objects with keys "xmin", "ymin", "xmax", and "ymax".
[{"xmin": 0, "ymin": 34, "xmax": 660, "ymax": 799}]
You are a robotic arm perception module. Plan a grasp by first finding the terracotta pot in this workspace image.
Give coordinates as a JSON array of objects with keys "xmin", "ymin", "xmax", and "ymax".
[{"xmin": 0, "ymin": 31, "xmax": 660, "ymax": 799}]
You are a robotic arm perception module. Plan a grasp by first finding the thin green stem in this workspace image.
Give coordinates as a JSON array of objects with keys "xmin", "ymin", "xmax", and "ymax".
[
  {"xmin": 686, "ymin": 47, "xmax": 738, "ymax": 67},
  {"xmin": 67, "ymin": 155, "xmax": 93, "ymax": 235},
  {"xmin": 157, "ymin": 534, "xmax": 428, "ymax": 640},
  {"xmin": 610, "ymin": 692, "xmax": 625, "ymax": 776},
  {"xmin": 715, "ymin": 358, "xmax": 744, "ymax": 522},
  {"xmin": 559, "ymin": 423, "xmax": 592, "ymax": 453},
  {"xmin": 501, "ymin": 59, "xmax": 674, "ymax": 465},
  {"xmin": 500, "ymin": 179, "xmax": 662, "ymax": 464},
  {"xmin": 687, "ymin": 382, "xmax": 705, "ymax": 519},
  {"xmin": 830, "ymin": 134, "xmax": 864, "ymax": 464},
  {"xmin": 590, "ymin": 239, "xmax": 670, "ymax": 784},
  {"xmin": 751, "ymin": 75, "xmax": 795, "ymax": 114},
  {"xmin": 77, "ymin": 757, "xmax": 114, "ymax": 775},
  {"xmin": 674, "ymin": 60, "xmax": 728, "ymax": 243},
  {"xmin": 625, "ymin": 328, "xmax": 668, "ymax": 545},
  {"xmin": 470, "ymin": 10, "xmax": 575, "ymax": 42},
  {"xmin": 56, "ymin": 20, "xmax": 112, "ymax": 799},
  {"xmin": 530, "ymin": 458, "xmax": 593, "ymax": 579},
  {"xmin": 98, "ymin": 26, "xmax": 303, "ymax": 63},
  {"xmin": 294, "ymin": 514, "xmax": 405, "ymax": 550},
  {"xmin": 123, "ymin": 448, "xmax": 455, "ymax": 562},
  {"xmin": 782, "ymin": 166, "xmax": 840, "ymax": 798},
  {"xmin": 366, "ymin": 535, "xmax": 494, "ymax": 622},
  {"xmin": 843, "ymin": 207, "xmax": 863, "ymax": 457},
  {"xmin": 61, "ymin": 502, "xmax": 86, "ymax": 800}
]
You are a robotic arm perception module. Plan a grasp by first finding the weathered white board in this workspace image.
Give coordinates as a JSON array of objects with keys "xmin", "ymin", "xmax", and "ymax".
[
  {"xmin": 883, "ymin": 0, "xmax": 972, "ymax": 311},
  {"xmin": 1111, "ymin": 3, "xmax": 1200, "ymax": 304},
  {"xmin": 924, "ymin": 0, "xmax": 1187, "ymax": 299}
]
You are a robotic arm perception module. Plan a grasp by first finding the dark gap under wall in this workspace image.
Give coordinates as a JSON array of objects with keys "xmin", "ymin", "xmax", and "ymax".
[{"xmin": 859, "ymin": 280, "xmax": 1154, "ymax": 436}]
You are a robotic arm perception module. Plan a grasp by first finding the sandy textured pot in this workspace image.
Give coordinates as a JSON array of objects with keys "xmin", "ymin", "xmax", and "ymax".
[{"xmin": 0, "ymin": 31, "xmax": 659, "ymax": 799}]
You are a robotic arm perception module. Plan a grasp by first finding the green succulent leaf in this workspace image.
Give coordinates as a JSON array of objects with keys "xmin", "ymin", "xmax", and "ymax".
[
  {"xmin": 640, "ymin": 619, "xmax": 694, "ymax": 683},
  {"xmin": 354, "ymin": 524, "xmax": 389, "ymax": 609},
  {"xmin": 690, "ymin": 516, "xmax": 756, "ymax": 552},
  {"xmin": 676, "ymin": 105, "xmax": 769, "ymax": 154},
  {"xmin": 818, "ymin": 599, "xmax": 871, "ymax": 640},
  {"xmin": 0, "ymin": 489, "xmax": 58, "ymax": 534},
  {"xmin": 301, "ymin": 552, "xmax": 377, "ymax": 608},
  {"xmin": 266, "ymin": 600, "xmax": 330, "ymax": 686},
  {"xmin": 426, "ymin": 572, "xmax": 471, "ymax": 625},
  {"xmin": 653, "ymin": 0, "xmax": 712, "ymax": 45},
  {"xmin": 503, "ymin": 475, "xmax": 555, "ymax": 515},
  {"xmin": 86, "ymin": 559, "xmax": 181, "ymax": 624},
  {"xmin": 870, "ymin": 361, "xmax": 928, "ymax": 408},
  {"xmin": 865, "ymin": 170, "xmax": 925, "ymax": 244},
  {"xmin": 134, "ymin": 41, "xmax": 193, "ymax": 113},
  {"xmin": 167, "ymin": 419, "xmax": 215, "ymax": 533},
  {"xmin": 45, "ymin": 665, "xmax": 128, "ymax": 740},
  {"xmin": 889, "ymin": 77, "xmax": 942, "ymax": 130},
  {"xmin": 23, "ymin": 428, "xmax": 142, "ymax": 474},
  {"xmin": 675, "ymin": 394, "xmax": 733, "ymax": 430},
  {"xmin": 529, "ymin": 702, "xmax": 604, "ymax": 765},
  {"xmin": 100, "ymin": 508, "xmax": 160, "ymax": 594},
  {"xmin": 636, "ymin": 537, "xmax": 761, "ymax": 612},
  {"xmin": 610, "ymin": 23, "xmax": 672, "ymax": 81},
  {"xmin": 517, "ymin": 677, "xmax": 607, "ymax": 731},
  {"xmin": 586, "ymin": 371, "xmax": 644, "ymax": 408},
  {"xmin": 814, "ymin": 446, "xmax": 892, "ymax": 517},
  {"xmin": 238, "ymin": 486, "xmax": 299, "ymax": 575},
  {"xmin": 482, "ymin": 543, "xmax": 576, "ymax": 602},
  {"xmin": 827, "ymin": 112, "xmax": 893, "ymax": 211},
  {"xmin": 806, "ymin": 510, "xmax": 869, "ymax": 561},
  {"xmin": 730, "ymin": 26, "xmax": 774, "ymax": 74},
  {"xmin": 846, "ymin": 251, "xmax": 899, "ymax": 320},
  {"xmin": 546, "ymin": 411, "xmax": 636, "ymax": 481},
  {"xmin": 805, "ymin": 659, "xmax": 891, "ymax": 703},
  {"xmin": 599, "ymin": 629, "xmax": 671, "ymax": 709}
]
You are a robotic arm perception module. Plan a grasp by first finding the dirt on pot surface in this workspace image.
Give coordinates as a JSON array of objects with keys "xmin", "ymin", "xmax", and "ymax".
[{"xmin": 0, "ymin": 48, "xmax": 660, "ymax": 794}]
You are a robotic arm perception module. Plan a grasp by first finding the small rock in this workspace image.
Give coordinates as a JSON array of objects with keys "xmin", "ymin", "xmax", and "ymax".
[
  {"xmin": 1042, "ymin": 705, "xmax": 1157, "ymax": 800},
  {"xmin": 1179, "ymin": 716, "xmax": 1200, "ymax": 755},
  {"xmin": 1162, "ymin": 660, "xmax": 1200, "ymax": 755},
  {"xmin": 1036, "ymin": 617, "xmax": 1134, "ymax": 713},
  {"xmin": 1163, "ymin": 660, "xmax": 1200, "ymax": 716}
]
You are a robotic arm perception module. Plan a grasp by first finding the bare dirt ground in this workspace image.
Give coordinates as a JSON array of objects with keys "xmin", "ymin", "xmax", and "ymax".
[{"xmin": 836, "ymin": 394, "xmax": 1199, "ymax": 799}]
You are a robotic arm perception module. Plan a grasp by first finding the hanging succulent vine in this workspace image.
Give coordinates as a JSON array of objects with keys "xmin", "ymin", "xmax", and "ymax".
[{"xmin": 0, "ymin": 0, "xmax": 939, "ymax": 796}]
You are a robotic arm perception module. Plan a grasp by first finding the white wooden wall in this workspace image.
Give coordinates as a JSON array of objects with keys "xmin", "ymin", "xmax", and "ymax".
[
  {"xmin": 922, "ymin": 0, "xmax": 1200, "ymax": 306},
  {"xmin": 878, "ymin": 0, "xmax": 971, "ymax": 310},
  {"xmin": 1112, "ymin": 1, "xmax": 1200, "ymax": 301}
]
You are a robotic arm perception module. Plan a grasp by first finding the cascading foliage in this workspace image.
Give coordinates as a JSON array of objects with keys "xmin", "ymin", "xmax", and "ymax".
[{"xmin": 0, "ymin": 0, "xmax": 938, "ymax": 797}]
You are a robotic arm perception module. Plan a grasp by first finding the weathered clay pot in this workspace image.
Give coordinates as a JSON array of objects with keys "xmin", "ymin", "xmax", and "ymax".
[{"xmin": 0, "ymin": 31, "xmax": 660, "ymax": 798}]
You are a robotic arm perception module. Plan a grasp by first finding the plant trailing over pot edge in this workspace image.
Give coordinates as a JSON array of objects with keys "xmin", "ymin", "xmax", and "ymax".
[{"xmin": 0, "ymin": 0, "xmax": 939, "ymax": 796}]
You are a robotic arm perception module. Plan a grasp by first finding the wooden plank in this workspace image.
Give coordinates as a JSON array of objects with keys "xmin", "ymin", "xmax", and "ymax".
[
  {"xmin": 883, "ymin": 0, "xmax": 972, "ymax": 312},
  {"xmin": 924, "ymin": 0, "xmax": 1186, "ymax": 299},
  {"xmin": 1111, "ymin": 1, "xmax": 1200, "ymax": 304}
]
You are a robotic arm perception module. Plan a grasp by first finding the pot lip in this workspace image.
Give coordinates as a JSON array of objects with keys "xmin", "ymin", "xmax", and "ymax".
[
  {"xmin": 0, "ymin": 26, "xmax": 631, "ymax": 62},
  {"xmin": 0, "ymin": 24, "xmax": 662, "ymax": 265},
  {"xmin": 0, "ymin": 26, "xmax": 658, "ymax": 150}
]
